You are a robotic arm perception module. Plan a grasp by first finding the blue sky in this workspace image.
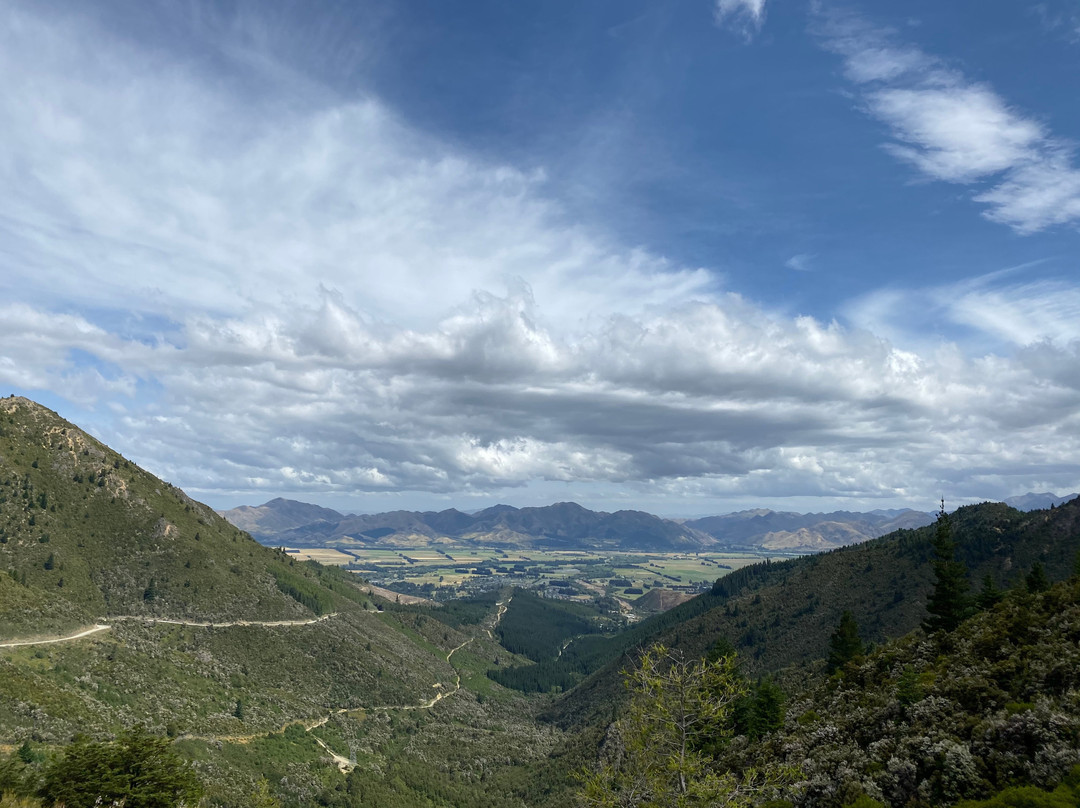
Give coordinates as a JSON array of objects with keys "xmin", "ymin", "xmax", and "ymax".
[{"xmin": 2, "ymin": 0, "xmax": 1080, "ymax": 515}]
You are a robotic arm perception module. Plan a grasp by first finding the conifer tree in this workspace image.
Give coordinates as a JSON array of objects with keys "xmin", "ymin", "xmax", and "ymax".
[
  {"xmin": 827, "ymin": 610, "xmax": 864, "ymax": 673},
  {"xmin": 1026, "ymin": 562, "xmax": 1050, "ymax": 594},
  {"xmin": 976, "ymin": 574, "xmax": 1004, "ymax": 610},
  {"xmin": 923, "ymin": 500, "xmax": 972, "ymax": 634}
]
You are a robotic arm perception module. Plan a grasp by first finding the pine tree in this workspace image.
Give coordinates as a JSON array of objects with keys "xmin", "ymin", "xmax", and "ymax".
[
  {"xmin": 922, "ymin": 500, "xmax": 972, "ymax": 634},
  {"xmin": 827, "ymin": 610, "xmax": 864, "ymax": 673},
  {"xmin": 975, "ymin": 574, "xmax": 1004, "ymax": 610},
  {"xmin": 1026, "ymin": 562, "xmax": 1050, "ymax": 594}
]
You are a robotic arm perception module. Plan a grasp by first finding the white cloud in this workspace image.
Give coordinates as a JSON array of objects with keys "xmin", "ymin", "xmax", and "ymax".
[
  {"xmin": 870, "ymin": 86, "xmax": 1043, "ymax": 183},
  {"xmin": 0, "ymin": 6, "xmax": 713, "ymax": 331},
  {"xmin": 8, "ymin": 282, "xmax": 1080, "ymax": 511},
  {"xmin": 714, "ymin": 0, "xmax": 768, "ymax": 39},
  {"xmin": 818, "ymin": 11, "xmax": 1080, "ymax": 233}
]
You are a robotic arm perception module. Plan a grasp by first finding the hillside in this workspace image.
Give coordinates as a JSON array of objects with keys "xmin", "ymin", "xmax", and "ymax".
[
  {"xmin": 0, "ymin": 397, "xmax": 332, "ymax": 635},
  {"xmin": 0, "ymin": 397, "xmax": 565, "ymax": 807},
  {"xmin": 726, "ymin": 577, "xmax": 1080, "ymax": 806},
  {"xmin": 543, "ymin": 498, "xmax": 1080, "ymax": 729},
  {"xmin": 222, "ymin": 497, "xmax": 717, "ymax": 551}
]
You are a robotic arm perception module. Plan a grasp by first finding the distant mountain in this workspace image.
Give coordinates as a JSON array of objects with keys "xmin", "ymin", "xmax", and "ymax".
[
  {"xmin": 221, "ymin": 499, "xmax": 716, "ymax": 551},
  {"xmin": 683, "ymin": 508, "xmax": 934, "ymax": 552},
  {"xmin": 218, "ymin": 497, "xmax": 346, "ymax": 539},
  {"xmin": 1002, "ymin": 491, "xmax": 1079, "ymax": 511},
  {"xmin": 221, "ymin": 496, "xmax": 1079, "ymax": 554}
]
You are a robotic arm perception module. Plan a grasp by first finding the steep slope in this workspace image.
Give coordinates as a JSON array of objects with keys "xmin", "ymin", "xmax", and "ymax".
[
  {"xmin": 0, "ymin": 396, "xmax": 319, "ymax": 635},
  {"xmin": 544, "ymin": 499, "xmax": 1080, "ymax": 728},
  {"xmin": 0, "ymin": 397, "xmax": 563, "ymax": 807}
]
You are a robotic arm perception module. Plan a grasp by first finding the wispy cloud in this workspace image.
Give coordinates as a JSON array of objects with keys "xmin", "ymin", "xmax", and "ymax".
[
  {"xmin": 785, "ymin": 254, "xmax": 814, "ymax": 272},
  {"xmin": 1033, "ymin": 2, "xmax": 1080, "ymax": 44},
  {"xmin": 846, "ymin": 265, "xmax": 1080, "ymax": 351},
  {"xmin": 714, "ymin": 0, "xmax": 768, "ymax": 40},
  {"xmin": 818, "ymin": 11, "xmax": 1080, "ymax": 233}
]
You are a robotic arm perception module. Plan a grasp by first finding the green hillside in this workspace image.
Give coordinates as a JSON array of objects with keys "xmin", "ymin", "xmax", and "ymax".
[
  {"xmin": 0, "ymin": 398, "xmax": 563, "ymax": 807},
  {"xmin": 738, "ymin": 576, "xmax": 1080, "ymax": 806},
  {"xmin": 0, "ymin": 396, "xmax": 325, "ymax": 634},
  {"xmin": 545, "ymin": 498, "xmax": 1080, "ymax": 729},
  {"xmin": 575, "ymin": 575, "xmax": 1080, "ymax": 808}
]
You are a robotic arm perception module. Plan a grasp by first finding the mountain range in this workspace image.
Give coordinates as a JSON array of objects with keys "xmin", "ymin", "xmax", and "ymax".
[
  {"xmin": 221, "ymin": 493, "xmax": 1077, "ymax": 554},
  {"xmin": 218, "ymin": 499, "xmax": 955, "ymax": 553}
]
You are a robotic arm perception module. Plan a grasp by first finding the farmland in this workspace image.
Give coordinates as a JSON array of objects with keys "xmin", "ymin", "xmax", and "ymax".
[{"xmin": 281, "ymin": 544, "xmax": 786, "ymax": 610}]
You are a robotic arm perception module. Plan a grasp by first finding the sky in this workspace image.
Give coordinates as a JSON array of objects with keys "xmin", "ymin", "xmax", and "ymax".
[{"xmin": 2, "ymin": 0, "xmax": 1080, "ymax": 517}]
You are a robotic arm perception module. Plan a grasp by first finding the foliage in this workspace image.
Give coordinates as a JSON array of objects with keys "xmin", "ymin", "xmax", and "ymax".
[
  {"xmin": 38, "ymin": 727, "xmax": 202, "ymax": 808},
  {"xmin": 494, "ymin": 589, "xmax": 599, "ymax": 663},
  {"xmin": 953, "ymin": 767, "xmax": 1080, "ymax": 807},
  {"xmin": 270, "ymin": 567, "xmax": 335, "ymax": 615},
  {"xmin": 976, "ymin": 574, "xmax": 1005, "ymax": 610},
  {"xmin": 721, "ymin": 580, "xmax": 1080, "ymax": 807},
  {"xmin": 1026, "ymin": 562, "xmax": 1050, "ymax": 594},
  {"xmin": 578, "ymin": 644, "xmax": 795, "ymax": 807}
]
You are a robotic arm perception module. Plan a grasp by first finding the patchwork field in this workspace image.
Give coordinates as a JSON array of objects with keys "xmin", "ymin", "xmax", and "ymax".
[{"xmin": 282, "ymin": 544, "xmax": 781, "ymax": 605}]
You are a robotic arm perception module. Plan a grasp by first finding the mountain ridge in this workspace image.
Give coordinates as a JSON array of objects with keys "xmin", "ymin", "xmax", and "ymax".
[{"xmin": 219, "ymin": 498, "xmax": 717, "ymax": 551}]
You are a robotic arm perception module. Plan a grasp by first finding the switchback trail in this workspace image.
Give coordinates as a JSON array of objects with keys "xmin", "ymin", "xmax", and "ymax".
[{"xmin": 2, "ymin": 600, "xmax": 503, "ymax": 774}]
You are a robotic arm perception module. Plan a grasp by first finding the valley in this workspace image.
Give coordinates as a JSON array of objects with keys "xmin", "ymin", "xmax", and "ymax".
[{"xmin": 4, "ymin": 397, "xmax": 1080, "ymax": 808}]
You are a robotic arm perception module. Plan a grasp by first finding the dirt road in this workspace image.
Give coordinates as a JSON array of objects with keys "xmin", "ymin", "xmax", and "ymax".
[
  {"xmin": 0, "ymin": 624, "xmax": 111, "ymax": 649},
  {"xmin": 1, "ymin": 613, "xmax": 337, "ymax": 651}
]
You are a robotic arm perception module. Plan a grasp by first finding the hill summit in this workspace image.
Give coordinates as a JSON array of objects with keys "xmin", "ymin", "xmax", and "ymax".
[{"xmin": 0, "ymin": 396, "xmax": 327, "ymax": 637}]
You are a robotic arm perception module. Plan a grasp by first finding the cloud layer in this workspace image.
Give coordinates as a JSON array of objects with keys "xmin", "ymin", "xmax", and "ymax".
[{"xmin": 1, "ymin": 3, "xmax": 1079, "ymax": 513}]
